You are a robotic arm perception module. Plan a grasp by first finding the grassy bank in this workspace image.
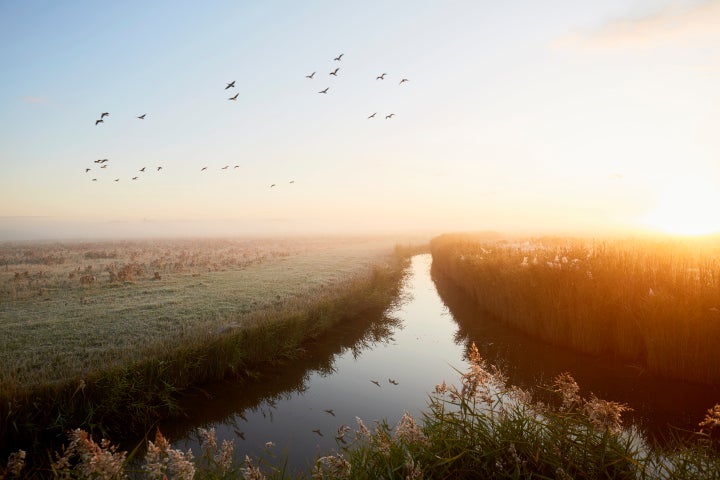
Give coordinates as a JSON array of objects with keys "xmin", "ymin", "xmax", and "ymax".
[
  {"xmin": 430, "ymin": 233, "xmax": 720, "ymax": 384},
  {"xmin": 5, "ymin": 343, "xmax": 719, "ymax": 479},
  {"xmin": 0, "ymin": 237, "xmax": 414, "ymax": 456}
]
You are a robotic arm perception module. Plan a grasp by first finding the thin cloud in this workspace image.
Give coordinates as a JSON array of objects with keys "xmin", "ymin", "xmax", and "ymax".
[{"xmin": 553, "ymin": 1, "xmax": 720, "ymax": 51}]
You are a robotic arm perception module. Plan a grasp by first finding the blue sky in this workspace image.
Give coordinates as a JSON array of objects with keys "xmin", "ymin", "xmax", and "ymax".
[{"xmin": 2, "ymin": 0, "xmax": 719, "ymax": 239}]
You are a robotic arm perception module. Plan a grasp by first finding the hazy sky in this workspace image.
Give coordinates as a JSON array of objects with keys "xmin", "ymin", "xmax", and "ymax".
[{"xmin": 2, "ymin": 0, "xmax": 719, "ymax": 239}]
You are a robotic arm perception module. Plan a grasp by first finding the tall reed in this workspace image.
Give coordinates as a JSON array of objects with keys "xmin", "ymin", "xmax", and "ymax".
[{"xmin": 430, "ymin": 233, "xmax": 720, "ymax": 384}]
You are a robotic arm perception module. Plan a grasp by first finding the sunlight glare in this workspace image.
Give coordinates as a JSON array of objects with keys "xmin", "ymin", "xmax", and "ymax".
[{"xmin": 642, "ymin": 175, "xmax": 720, "ymax": 236}]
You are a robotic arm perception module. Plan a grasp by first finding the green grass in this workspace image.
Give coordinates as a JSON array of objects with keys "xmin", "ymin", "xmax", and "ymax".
[
  {"xmin": 0, "ymin": 236, "xmax": 420, "ymax": 456},
  {"xmin": 5, "ymin": 343, "xmax": 719, "ymax": 479},
  {"xmin": 430, "ymin": 233, "xmax": 720, "ymax": 385}
]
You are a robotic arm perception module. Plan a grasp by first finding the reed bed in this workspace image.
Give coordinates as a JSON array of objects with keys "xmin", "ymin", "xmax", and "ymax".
[
  {"xmin": 430, "ymin": 233, "xmax": 720, "ymax": 384},
  {"xmin": 0, "ymin": 237, "xmax": 414, "ymax": 457},
  {"xmin": 4, "ymin": 343, "xmax": 719, "ymax": 479}
]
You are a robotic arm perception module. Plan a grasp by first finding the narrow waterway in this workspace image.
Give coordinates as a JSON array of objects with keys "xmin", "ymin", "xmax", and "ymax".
[{"xmin": 163, "ymin": 254, "xmax": 720, "ymax": 472}]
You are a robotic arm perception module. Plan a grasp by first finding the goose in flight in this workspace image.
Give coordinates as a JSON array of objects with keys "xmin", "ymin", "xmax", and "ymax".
[
  {"xmin": 234, "ymin": 165, "xmax": 240, "ymax": 169},
  {"xmin": 385, "ymin": 113, "xmax": 395, "ymax": 119},
  {"xmin": 92, "ymin": 178, "xmax": 97, "ymax": 181},
  {"xmin": 229, "ymin": 93, "xmax": 239, "ymax": 100},
  {"xmin": 376, "ymin": 73, "xmax": 387, "ymax": 80},
  {"xmin": 85, "ymin": 168, "xmax": 91, "ymax": 173},
  {"xmin": 157, "ymin": 166, "xmax": 162, "ymax": 171},
  {"xmin": 95, "ymin": 119, "xmax": 103, "ymax": 125},
  {"xmin": 100, "ymin": 165, "xmax": 108, "ymax": 169},
  {"xmin": 334, "ymin": 53, "xmax": 344, "ymax": 61},
  {"xmin": 114, "ymin": 178, "xmax": 119, "ymax": 182},
  {"xmin": 329, "ymin": 67, "xmax": 339, "ymax": 76},
  {"xmin": 367, "ymin": 112, "xmax": 377, "ymax": 119},
  {"xmin": 137, "ymin": 114, "xmax": 146, "ymax": 119},
  {"xmin": 225, "ymin": 81, "xmax": 235, "ymax": 89},
  {"xmin": 201, "ymin": 167, "xmax": 207, "ymax": 171},
  {"xmin": 289, "ymin": 180, "xmax": 294, "ymax": 184},
  {"xmin": 222, "ymin": 165, "xmax": 229, "ymax": 170},
  {"xmin": 319, "ymin": 87, "xmax": 329, "ymax": 94},
  {"xmin": 132, "ymin": 176, "xmax": 138, "ymax": 180},
  {"xmin": 324, "ymin": 409, "xmax": 335, "ymax": 416},
  {"xmin": 306, "ymin": 71, "xmax": 316, "ymax": 79},
  {"xmin": 100, "ymin": 112, "xmax": 109, "ymax": 119},
  {"xmin": 139, "ymin": 167, "xmax": 146, "ymax": 172},
  {"xmin": 270, "ymin": 183, "xmax": 276, "ymax": 188},
  {"xmin": 370, "ymin": 380, "xmax": 381, "ymax": 387},
  {"xmin": 399, "ymin": 78, "xmax": 409, "ymax": 85}
]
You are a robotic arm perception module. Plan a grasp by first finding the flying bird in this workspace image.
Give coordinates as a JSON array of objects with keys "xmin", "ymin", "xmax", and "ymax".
[
  {"xmin": 85, "ymin": 168, "xmax": 91, "ymax": 173},
  {"xmin": 312, "ymin": 429, "xmax": 323, "ymax": 437},
  {"xmin": 137, "ymin": 114, "xmax": 146, "ymax": 119},
  {"xmin": 319, "ymin": 87, "xmax": 329, "ymax": 94},
  {"xmin": 385, "ymin": 113, "xmax": 395, "ymax": 119},
  {"xmin": 329, "ymin": 67, "xmax": 339, "ymax": 76},
  {"xmin": 222, "ymin": 165, "xmax": 229, "ymax": 170},
  {"xmin": 367, "ymin": 112, "xmax": 377, "ymax": 119},
  {"xmin": 201, "ymin": 167, "xmax": 207, "ymax": 171},
  {"xmin": 289, "ymin": 180, "xmax": 294, "ymax": 184},
  {"xmin": 132, "ymin": 176, "xmax": 138, "ymax": 180},
  {"xmin": 306, "ymin": 71, "xmax": 316, "ymax": 79},
  {"xmin": 388, "ymin": 378, "xmax": 399, "ymax": 385},
  {"xmin": 376, "ymin": 73, "xmax": 387, "ymax": 80},
  {"xmin": 100, "ymin": 165, "xmax": 108, "ymax": 169},
  {"xmin": 370, "ymin": 380, "xmax": 381, "ymax": 387},
  {"xmin": 225, "ymin": 81, "xmax": 235, "ymax": 89},
  {"xmin": 324, "ymin": 409, "xmax": 335, "ymax": 416},
  {"xmin": 229, "ymin": 93, "xmax": 239, "ymax": 100},
  {"xmin": 270, "ymin": 183, "xmax": 276, "ymax": 188},
  {"xmin": 95, "ymin": 119, "xmax": 103, "ymax": 125},
  {"xmin": 234, "ymin": 165, "xmax": 240, "ymax": 169},
  {"xmin": 139, "ymin": 167, "xmax": 146, "ymax": 172},
  {"xmin": 399, "ymin": 78, "xmax": 409, "ymax": 85},
  {"xmin": 100, "ymin": 112, "xmax": 109, "ymax": 119},
  {"xmin": 92, "ymin": 178, "xmax": 97, "ymax": 181},
  {"xmin": 157, "ymin": 166, "xmax": 162, "ymax": 171},
  {"xmin": 114, "ymin": 178, "xmax": 119, "ymax": 182},
  {"xmin": 334, "ymin": 53, "xmax": 344, "ymax": 61}
]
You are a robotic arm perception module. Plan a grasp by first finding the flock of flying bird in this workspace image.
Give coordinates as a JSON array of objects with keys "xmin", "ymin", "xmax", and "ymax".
[{"xmin": 87, "ymin": 53, "xmax": 409, "ymax": 185}]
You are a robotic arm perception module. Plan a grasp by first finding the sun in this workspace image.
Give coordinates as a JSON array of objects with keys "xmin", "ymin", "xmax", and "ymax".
[{"xmin": 642, "ymin": 176, "xmax": 720, "ymax": 236}]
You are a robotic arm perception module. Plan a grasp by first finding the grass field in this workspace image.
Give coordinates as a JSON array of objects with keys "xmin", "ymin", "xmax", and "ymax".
[
  {"xmin": 430, "ymin": 233, "xmax": 720, "ymax": 385},
  {"xmin": 0, "ymin": 236, "xmax": 421, "ymax": 454}
]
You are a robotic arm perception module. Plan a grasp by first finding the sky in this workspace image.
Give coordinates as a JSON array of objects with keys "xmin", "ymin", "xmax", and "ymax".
[{"xmin": 1, "ymin": 0, "xmax": 719, "ymax": 240}]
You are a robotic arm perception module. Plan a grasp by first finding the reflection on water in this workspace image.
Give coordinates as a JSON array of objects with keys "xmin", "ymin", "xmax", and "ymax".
[
  {"xmin": 163, "ymin": 254, "xmax": 720, "ymax": 472},
  {"xmin": 163, "ymin": 254, "xmax": 470, "ymax": 471}
]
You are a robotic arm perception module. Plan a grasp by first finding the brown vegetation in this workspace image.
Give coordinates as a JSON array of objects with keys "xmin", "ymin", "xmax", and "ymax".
[{"xmin": 430, "ymin": 233, "xmax": 720, "ymax": 384}]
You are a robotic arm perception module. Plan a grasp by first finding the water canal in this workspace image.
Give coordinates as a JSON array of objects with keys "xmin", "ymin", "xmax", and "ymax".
[{"xmin": 162, "ymin": 254, "xmax": 720, "ymax": 471}]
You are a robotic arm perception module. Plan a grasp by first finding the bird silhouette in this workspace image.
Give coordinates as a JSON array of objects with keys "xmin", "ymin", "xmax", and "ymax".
[
  {"xmin": 201, "ymin": 167, "xmax": 207, "ymax": 171},
  {"xmin": 270, "ymin": 184, "xmax": 276, "ymax": 188},
  {"xmin": 157, "ymin": 166, "xmax": 162, "ymax": 171},
  {"xmin": 132, "ymin": 176, "xmax": 139, "ymax": 180},
  {"xmin": 100, "ymin": 165, "xmax": 108, "ymax": 169},
  {"xmin": 367, "ymin": 112, "xmax": 377, "ymax": 119},
  {"xmin": 388, "ymin": 378, "xmax": 399, "ymax": 385},
  {"xmin": 306, "ymin": 71, "xmax": 316, "ymax": 79},
  {"xmin": 226, "ymin": 81, "xmax": 235, "ymax": 89},
  {"xmin": 385, "ymin": 113, "xmax": 395, "ymax": 119},
  {"xmin": 100, "ymin": 112, "xmax": 109, "ymax": 119},
  {"xmin": 222, "ymin": 165, "xmax": 229, "ymax": 170},
  {"xmin": 312, "ymin": 429, "xmax": 323, "ymax": 437},
  {"xmin": 329, "ymin": 67, "xmax": 339, "ymax": 76},
  {"xmin": 95, "ymin": 119, "xmax": 103, "ymax": 125},
  {"xmin": 229, "ymin": 93, "xmax": 239, "ymax": 100},
  {"xmin": 92, "ymin": 178, "xmax": 97, "ymax": 181},
  {"xmin": 234, "ymin": 165, "xmax": 240, "ymax": 169},
  {"xmin": 137, "ymin": 114, "xmax": 146, "ymax": 119},
  {"xmin": 289, "ymin": 180, "xmax": 295, "ymax": 184},
  {"xmin": 334, "ymin": 53, "xmax": 344, "ymax": 61},
  {"xmin": 114, "ymin": 178, "xmax": 119, "ymax": 182},
  {"xmin": 139, "ymin": 167, "xmax": 146, "ymax": 172},
  {"xmin": 370, "ymin": 380, "xmax": 381, "ymax": 387},
  {"xmin": 399, "ymin": 78, "xmax": 409, "ymax": 85},
  {"xmin": 376, "ymin": 73, "xmax": 387, "ymax": 80},
  {"xmin": 85, "ymin": 168, "xmax": 91, "ymax": 173},
  {"xmin": 319, "ymin": 87, "xmax": 329, "ymax": 94},
  {"xmin": 324, "ymin": 409, "xmax": 335, "ymax": 416}
]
